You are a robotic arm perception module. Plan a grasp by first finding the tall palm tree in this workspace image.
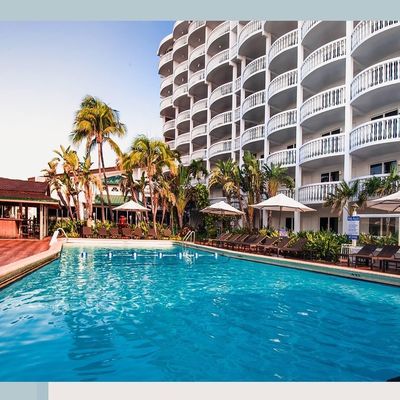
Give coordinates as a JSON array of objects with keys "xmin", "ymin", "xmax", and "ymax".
[
  {"xmin": 172, "ymin": 165, "xmax": 194, "ymax": 229},
  {"xmin": 378, "ymin": 167, "xmax": 400, "ymax": 196},
  {"xmin": 128, "ymin": 135, "xmax": 178, "ymax": 235},
  {"xmin": 188, "ymin": 159, "xmax": 208, "ymax": 182},
  {"xmin": 157, "ymin": 174, "xmax": 176, "ymax": 227},
  {"xmin": 323, "ymin": 180, "xmax": 360, "ymax": 216},
  {"xmin": 79, "ymin": 156, "xmax": 101, "ymax": 221},
  {"xmin": 263, "ymin": 163, "xmax": 294, "ymax": 227},
  {"xmin": 71, "ymin": 95, "xmax": 127, "ymax": 221}
]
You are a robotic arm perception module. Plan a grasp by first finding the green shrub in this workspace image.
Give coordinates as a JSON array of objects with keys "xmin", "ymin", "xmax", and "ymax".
[
  {"xmin": 359, "ymin": 233, "xmax": 397, "ymax": 246},
  {"xmin": 303, "ymin": 231, "xmax": 349, "ymax": 262}
]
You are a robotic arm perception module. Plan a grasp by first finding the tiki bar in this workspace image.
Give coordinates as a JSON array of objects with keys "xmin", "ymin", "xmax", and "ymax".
[{"xmin": 0, "ymin": 177, "xmax": 59, "ymax": 239}]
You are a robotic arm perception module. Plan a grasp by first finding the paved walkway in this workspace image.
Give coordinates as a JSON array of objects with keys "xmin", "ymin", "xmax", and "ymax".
[{"xmin": 0, "ymin": 239, "xmax": 50, "ymax": 267}]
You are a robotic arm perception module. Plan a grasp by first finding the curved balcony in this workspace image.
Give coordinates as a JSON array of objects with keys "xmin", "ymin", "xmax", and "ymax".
[
  {"xmin": 242, "ymin": 90, "xmax": 266, "ymax": 121},
  {"xmin": 174, "ymin": 61, "xmax": 188, "ymax": 82},
  {"xmin": 267, "ymin": 69, "xmax": 297, "ymax": 109},
  {"xmin": 207, "ymin": 21, "xmax": 230, "ymax": 51},
  {"xmin": 163, "ymin": 119, "xmax": 175, "ymax": 138},
  {"xmin": 192, "ymin": 98, "xmax": 208, "ymax": 120},
  {"xmin": 234, "ymin": 136, "xmax": 240, "ymax": 151},
  {"xmin": 299, "ymin": 133, "xmax": 345, "ymax": 167},
  {"xmin": 173, "ymin": 34, "xmax": 188, "ymax": 55},
  {"xmin": 173, "ymin": 21, "xmax": 188, "ymax": 38},
  {"xmin": 166, "ymin": 140, "xmax": 175, "ymax": 150},
  {"xmin": 176, "ymin": 109, "xmax": 191, "ymax": 130},
  {"xmin": 265, "ymin": 148, "xmax": 296, "ymax": 168},
  {"xmin": 266, "ymin": 109, "xmax": 297, "ymax": 144},
  {"xmin": 299, "ymin": 182, "xmax": 340, "ymax": 204},
  {"xmin": 160, "ymin": 75, "xmax": 173, "ymax": 96},
  {"xmin": 301, "ymin": 21, "xmax": 320, "ymax": 42},
  {"xmin": 160, "ymin": 96, "xmax": 173, "ymax": 115},
  {"xmin": 191, "ymin": 148, "xmax": 207, "ymax": 161},
  {"xmin": 188, "ymin": 21, "xmax": 205, "ymax": 46},
  {"xmin": 180, "ymin": 154, "xmax": 190, "ymax": 166},
  {"xmin": 238, "ymin": 20, "xmax": 264, "ymax": 55},
  {"xmin": 192, "ymin": 124, "xmax": 208, "ymax": 141},
  {"xmin": 350, "ymin": 115, "xmax": 400, "ymax": 157},
  {"xmin": 351, "ymin": 21, "xmax": 400, "ymax": 66},
  {"xmin": 206, "ymin": 49, "xmax": 230, "ymax": 80},
  {"xmin": 188, "ymin": 20, "xmax": 205, "ymax": 36},
  {"xmin": 301, "ymin": 21, "xmax": 345, "ymax": 52},
  {"xmin": 209, "ymin": 111, "xmax": 232, "ymax": 137},
  {"xmin": 241, "ymin": 125, "xmax": 265, "ymax": 151},
  {"xmin": 209, "ymin": 81, "xmax": 233, "ymax": 109},
  {"xmin": 242, "ymin": 55, "xmax": 267, "ymax": 91},
  {"xmin": 158, "ymin": 51, "xmax": 173, "ymax": 75},
  {"xmin": 300, "ymin": 85, "xmax": 345, "ymax": 131},
  {"xmin": 189, "ymin": 44, "xmax": 205, "ymax": 67},
  {"xmin": 268, "ymin": 29, "xmax": 298, "ymax": 73},
  {"xmin": 188, "ymin": 69, "xmax": 205, "ymax": 93},
  {"xmin": 209, "ymin": 139, "xmax": 232, "ymax": 159},
  {"xmin": 350, "ymin": 57, "xmax": 400, "ymax": 114},
  {"xmin": 176, "ymin": 132, "xmax": 191, "ymax": 148},
  {"xmin": 172, "ymin": 83, "xmax": 189, "ymax": 106},
  {"xmin": 301, "ymin": 37, "xmax": 346, "ymax": 91}
]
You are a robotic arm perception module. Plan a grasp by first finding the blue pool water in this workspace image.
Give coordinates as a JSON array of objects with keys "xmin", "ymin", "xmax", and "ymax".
[{"xmin": 0, "ymin": 245, "xmax": 400, "ymax": 381}]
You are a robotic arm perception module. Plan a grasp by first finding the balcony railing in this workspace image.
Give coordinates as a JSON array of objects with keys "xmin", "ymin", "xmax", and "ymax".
[
  {"xmin": 173, "ymin": 34, "xmax": 188, "ymax": 52},
  {"xmin": 209, "ymin": 139, "xmax": 232, "ymax": 157},
  {"xmin": 266, "ymin": 148, "xmax": 296, "ymax": 167},
  {"xmin": 174, "ymin": 61, "xmax": 188, "ymax": 78},
  {"xmin": 352, "ymin": 20, "xmax": 400, "ymax": 52},
  {"xmin": 299, "ymin": 133, "xmax": 345, "ymax": 164},
  {"xmin": 189, "ymin": 44, "xmax": 205, "ymax": 65},
  {"xmin": 209, "ymin": 81, "xmax": 233, "ymax": 105},
  {"xmin": 192, "ymin": 124, "xmax": 208, "ymax": 139},
  {"xmin": 242, "ymin": 125, "xmax": 265, "ymax": 146},
  {"xmin": 173, "ymin": 84, "xmax": 189, "ymax": 103},
  {"xmin": 159, "ymin": 51, "xmax": 173, "ymax": 70},
  {"xmin": 230, "ymin": 43, "xmax": 238, "ymax": 59},
  {"xmin": 351, "ymin": 57, "xmax": 400, "ymax": 102},
  {"xmin": 234, "ymin": 107, "xmax": 241, "ymax": 121},
  {"xmin": 167, "ymin": 140, "xmax": 175, "ymax": 150},
  {"xmin": 235, "ymin": 136, "xmax": 240, "ymax": 150},
  {"xmin": 301, "ymin": 20, "xmax": 320, "ymax": 41},
  {"xmin": 209, "ymin": 111, "xmax": 233, "ymax": 132},
  {"xmin": 207, "ymin": 21, "xmax": 230, "ymax": 49},
  {"xmin": 242, "ymin": 90, "xmax": 266, "ymax": 116},
  {"xmin": 160, "ymin": 75, "xmax": 173, "ymax": 92},
  {"xmin": 176, "ymin": 109, "xmax": 190, "ymax": 126},
  {"xmin": 350, "ymin": 173, "xmax": 389, "ymax": 198},
  {"xmin": 206, "ymin": 48, "xmax": 230, "ymax": 77},
  {"xmin": 269, "ymin": 29, "xmax": 298, "ymax": 64},
  {"xmin": 192, "ymin": 98, "xmax": 208, "ymax": 115},
  {"xmin": 238, "ymin": 20, "xmax": 264, "ymax": 49},
  {"xmin": 301, "ymin": 37, "xmax": 346, "ymax": 81},
  {"xmin": 188, "ymin": 20, "xmax": 206, "ymax": 35},
  {"xmin": 268, "ymin": 69, "xmax": 298, "ymax": 99},
  {"xmin": 350, "ymin": 115, "xmax": 400, "ymax": 152},
  {"xmin": 189, "ymin": 69, "xmax": 205, "ymax": 89},
  {"xmin": 234, "ymin": 77, "xmax": 242, "ymax": 91},
  {"xmin": 266, "ymin": 109, "xmax": 297, "ymax": 137},
  {"xmin": 298, "ymin": 182, "xmax": 340, "ymax": 204},
  {"xmin": 191, "ymin": 148, "xmax": 207, "ymax": 160},
  {"xmin": 160, "ymin": 96, "xmax": 173, "ymax": 110},
  {"xmin": 163, "ymin": 119, "xmax": 175, "ymax": 132},
  {"xmin": 242, "ymin": 55, "xmax": 267, "ymax": 84},
  {"xmin": 176, "ymin": 133, "xmax": 190, "ymax": 147},
  {"xmin": 180, "ymin": 155, "xmax": 190, "ymax": 165},
  {"xmin": 300, "ymin": 85, "xmax": 346, "ymax": 123}
]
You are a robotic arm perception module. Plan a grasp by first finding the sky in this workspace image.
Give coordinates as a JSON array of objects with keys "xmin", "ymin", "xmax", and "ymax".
[{"xmin": 0, "ymin": 21, "xmax": 174, "ymax": 179}]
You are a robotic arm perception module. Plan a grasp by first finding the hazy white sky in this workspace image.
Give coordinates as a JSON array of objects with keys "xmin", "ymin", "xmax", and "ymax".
[{"xmin": 0, "ymin": 21, "xmax": 173, "ymax": 179}]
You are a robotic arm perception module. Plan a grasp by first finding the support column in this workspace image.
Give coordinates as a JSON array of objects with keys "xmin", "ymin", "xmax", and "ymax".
[{"xmin": 39, "ymin": 204, "xmax": 44, "ymax": 240}]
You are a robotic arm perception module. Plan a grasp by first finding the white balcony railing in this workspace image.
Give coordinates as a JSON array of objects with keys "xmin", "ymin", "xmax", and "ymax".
[
  {"xmin": 209, "ymin": 81, "xmax": 233, "ymax": 105},
  {"xmin": 191, "ymin": 148, "xmax": 207, "ymax": 160},
  {"xmin": 234, "ymin": 77, "xmax": 242, "ymax": 91},
  {"xmin": 209, "ymin": 139, "xmax": 232, "ymax": 157},
  {"xmin": 180, "ymin": 154, "xmax": 190, "ymax": 165},
  {"xmin": 209, "ymin": 111, "xmax": 233, "ymax": 132},
  {"xmin": 298, "ymin": 182, "xmax": 340, "ymax": 204},
  {"xmin": 176, "ymin": 109, "xmax": 190, "ymax": 126},
  {"xmin": 174, "ymin": 61, "xmax": 188, "ymax": 78},
  {"xmin": 242, "ymin": 55, "xmax": 267, "ymax": 84},
  {"xmin": 234, "ymin": 107, "xmax": 241, "ymax": 121},
  {"xmin": 207, "ymin": 21, "xmax": 230, "ymax": 49},
  {"xmin": 173, "ymin": 34, "xmax": 188, "ymax": 52},
  {"xmin": 238, "ymin": 20, "xmax": 264, "ymax": 49},
  {"xmin": 351, "ymin": 21, "xmax": 400, "ymax": 52},
  {"xmin": 189, "ymin": 69, "xmax": 205, "ymax": 89},
  {"xmin": 230, "ymin": 43, "xmax": 238, "ymax": 59},
  {"xmin": 173, "ymin": 83, "xmax": 189, "ymax": 102},
  {"xmin": 266, "ymin": 109, "xmax": 297, "ymax": 137},
  {"xmin": 242, "ymin": 125, "xmax": 265, "ymax": 146},
  {"xmin": 176, "ymin": 133, "xmax": 191, "ymax": 147},
  {"xmin": 189, "ymin": 44, "xmax": 205, "ymax": 65},
  {"xmin": 266, "ymin": 148, "xmax": 296, "ymax": 167},
  {"xmin": 269, "ymin": 29, "xmax": 298, "ymax": 64},
  {"xmin": 350, "ymin": 116, "xmax": 400, "ymax": 152},
  {"xmin": 188, "ymin": 20, "xmax": 206, "ymax": 35},
  {"xmin": 235, "ymin": 136, "xmax": 240, "ymax": 150},
  {"xmin": 268, "ymin": 69, "xmax": 298, "ymax": 100},
  {"xmin": 299, "ymin": 133, "xmax": 345, "ymax": 164},
  {"xmin": 350, "ymin": 173, "xmax": 389, "ymax": 198},
  {"xmin": 242, "ymin": 90, "xmax": 266, "ymax": 116},
  {"xmin": 351, "ymin": 57, "xmax": 400, "ymax": 102},
  {"xmin": 300, "ymin": 85, "xmax": 346, "ymax": 122},
  {"xmin": 301, "ymin": 20, "xmax": 320, "ymax": 41},
  {"xmin": 163, "ymin": 119, "xmax": 175, "ymax": 132},
  {"xmin": 159, "ymin": 51, "xmax": 173, "ymax": 70},
  {"xmin": 160, "ymin": 96, "xmax": 173, "ymax": 110},
  {"xmin": 167, "ymin": 140, "xmax": 175, "ymax": 150},
  {"xmin": 192, "ymin": 124, "xmax": 208, "ymax": 139},
  {"xmin": 206, "ymin": 49, "xmax": 230, "ymax": 77},
  {"xmin": 192, "ymin": 98, "xmax": 208, "ymax": 115},
  {"xmin": 160, "ymin": 75, "xmax": 173, "ymax": 92},
  {"xmin": 301, "ymin": 37, "xmax": 346, "ymax": 81}
]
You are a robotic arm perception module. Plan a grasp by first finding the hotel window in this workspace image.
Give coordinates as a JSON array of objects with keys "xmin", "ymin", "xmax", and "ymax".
[
  {"xmin": 371, "ymin": 109, "xmax": 398, "ymax": 120},
  {"xmin": 321, "ymin": 171, "xmax": 339, "ymax": 183},
  {"xmin": 370, "ymin": 161, "xmax": 397, "ymax": 175},
  {"xmin": 320, "ymin": 217, "xmax": 338, "ymax": 233}
]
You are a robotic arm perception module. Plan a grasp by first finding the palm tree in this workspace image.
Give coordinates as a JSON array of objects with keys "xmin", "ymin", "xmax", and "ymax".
[
  {"xmin": 172, "ymin": 165, "xmax": 193, "ymax": 229},
  {"xmin": 157, "ymin": 174, "xmax": 176, "ymax": 227},
  {"xmin": 71, "ymin": 95, "xmax": 127, "ymax": 222},
  {"xmin": 323, "ymin": 180, "xmax": 360, "ymax": 216},
  {"xmin": 79, "ymin": 156, "xmax": 101, "ymax": 221},
  {"xmin": 188, "ymin": 159, "xmax": 208, "ymax": 182},
  {"xmin": 263, "ymin": 163, "xmax": 294, "ymax": 227},
  {"xmin": 378, "ymin": 167, "xmax": 400, "ymax": 196},
  {"xmin": 128, "ymin": 135, "xmax": 178, "ymax": 235}
]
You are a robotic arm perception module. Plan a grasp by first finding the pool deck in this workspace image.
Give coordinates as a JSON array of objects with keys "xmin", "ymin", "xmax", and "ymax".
[{"xmin": 0, "ymin": 238, "xmax": 400, "ymax": 289}]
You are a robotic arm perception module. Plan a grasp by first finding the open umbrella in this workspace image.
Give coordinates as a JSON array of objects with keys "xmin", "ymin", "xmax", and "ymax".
[
  {"xmin": 113, "ymin": 200, "xmax": 150, "ymax": 224},
  {"xmin": 251, "ymin": 193, "xmax": 315, "ymax": 229},
  {"xmin": 200, "ymin": 201, "xmax": 244, "ymax": 216},
  {"xmin": 368, "ymin": 190, "xmax": 400, "ymax": 244}
]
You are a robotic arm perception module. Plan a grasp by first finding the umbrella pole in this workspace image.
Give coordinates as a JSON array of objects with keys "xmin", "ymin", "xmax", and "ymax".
[{"xmin": 278, "ymin": 206, "xmax": 282, "ymax": 231}]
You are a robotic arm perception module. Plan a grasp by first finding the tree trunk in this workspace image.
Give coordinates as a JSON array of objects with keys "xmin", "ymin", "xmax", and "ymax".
[
  {"xmin": 161, "ymin": 199, "xmax": 167, "ymax": 226},
  {"xmin": 99, "ymin": 143, "xmax": 113, "ymax": 221},
  {"xmin": 97, "ymin": 145, "xmax": 106, "ymax": 221},
  {"xmin": 57, "ymin": 189, "xmax": 74, "ymax": 220},
  {"xmin": 178, "ymin": 211, "xmax": 183, "ymax": 229}
]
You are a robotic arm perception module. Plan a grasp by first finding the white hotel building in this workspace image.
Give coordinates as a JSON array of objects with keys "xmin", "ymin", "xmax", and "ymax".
[{"xmin": 158, "ymin": 21, "xmax": 400, "ymax": 235}]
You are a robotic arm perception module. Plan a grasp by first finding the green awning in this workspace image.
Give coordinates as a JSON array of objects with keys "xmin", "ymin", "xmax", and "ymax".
[{"xmin": 94, "ymin": 194, "xmax": 127, "ymax": 206}]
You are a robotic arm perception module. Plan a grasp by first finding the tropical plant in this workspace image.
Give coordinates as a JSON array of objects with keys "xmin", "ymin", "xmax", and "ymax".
[
  {"xmin": 172, "ymin": 165, "xmax": 194, "ymax": 229},
  {"xmin": 188, "ymin": 159, "xmax": 208, "ymax": 182},
  {"xmin": 79, "ymin": 156, "xmax": 101, "ymax": 221},
  {"xmin": 303, "ymin": 231, "xmax": 349, "ymax": 262},
  {"xmin": 323, "ymin": 180, "xmax": 360, "ymax": 216},
  {"xmin": 71, "ymin": 95, "xmax": 127, "ymax": 221}
]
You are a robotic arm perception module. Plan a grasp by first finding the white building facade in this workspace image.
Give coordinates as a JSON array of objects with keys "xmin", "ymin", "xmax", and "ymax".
[{"xmin": 158, "ymin": 21, "xmax": 400, "ymax": 234}]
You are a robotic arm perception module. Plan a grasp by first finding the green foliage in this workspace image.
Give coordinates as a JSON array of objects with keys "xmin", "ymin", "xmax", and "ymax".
[
  {"xmin": 48, "ymin": 219, "xmax": 85, "ymax": 238},
  {"xmin": 358, "ymin": 233, "xmax": 398, "ymax": 246}
]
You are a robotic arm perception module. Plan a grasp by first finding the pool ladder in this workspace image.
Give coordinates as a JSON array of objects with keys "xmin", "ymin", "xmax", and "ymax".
[{"xmin": 182, "ymin": 230, "xmax": 195, "ymax": 243}]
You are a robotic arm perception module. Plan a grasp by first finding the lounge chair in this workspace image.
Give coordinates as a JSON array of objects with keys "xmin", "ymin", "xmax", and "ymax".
[
  {"xmin": 121, "ymin": 227, "xmax": 133, "ymax": 239},
  {"xmin": 224, "ymin": 234, "xmax": 250, "ymax": 249},
  {"xmin": 97, "ymin": 227, "xmax": 108, "ymax": 238},
  {"xmin": 210, "ymin": 232, "xmax": 231, "ymax": 246},
  {"xmin": 109, "ymin": 227, "xmax": 121, "ymax": 239},
  {"xmin": 147, "ymin": 228, "xmax": 157, "ymax": 239},
  {"xmin": 279, "ymin": 238, "xmax": 309, "ymax": 258},
  {"xmin": 372, "ymin": 245, "xmax": 400, "ymax": 272},
  {"xmin": 132, "ymin": 227, "xmax": 143, "ymax": 239},
  {"xmin": 213, "ymin": 233, "xmax": 235, "ymax": 247},
  {"xmin": 258, "ymin": 237, "xmax": 291, "ymax": 256},
  {"xmin": 347, "ymin": 244, "xmax": 377, "ymax": 268},
  {"xmin": 82, "ymin": 226, "xmax": 93, "ymax": 238},
  {"xmin": 233, "ymin": 234, "xmax": 260, "ymax": 251},
  {"xmin": 216, "ymin": 233, "xmax": 240, "ymax": 247}
]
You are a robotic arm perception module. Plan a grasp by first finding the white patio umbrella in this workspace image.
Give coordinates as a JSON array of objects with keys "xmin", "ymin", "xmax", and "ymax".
[
  {"xmin": 113, "ymin": 200, "xmax": 150, "ymax": 224},
  {"xmin": 200, "ymin": 201, "xmax": 244, "ymax": 216},
  {"xmin": 251, "ymin": 193, "xmax": 315, "ymax": 229},
  {"xmin": 367, "ymin": 191, "xmax": 400, "ymax": 244}
]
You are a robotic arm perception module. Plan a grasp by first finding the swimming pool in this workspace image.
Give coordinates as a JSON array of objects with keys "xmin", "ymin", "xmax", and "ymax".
[{"xmin": 0, "ymin": 244, "xmax": 399, "ymax": 381}]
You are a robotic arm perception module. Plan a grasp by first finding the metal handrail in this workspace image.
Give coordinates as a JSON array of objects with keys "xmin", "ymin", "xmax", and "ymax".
[{"xmin": 182, "ymin": 230, "xmax": 196, "ymax": 243}]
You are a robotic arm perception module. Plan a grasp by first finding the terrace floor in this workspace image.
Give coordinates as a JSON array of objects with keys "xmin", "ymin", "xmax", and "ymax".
[{"xmin": 0, "ymin": 239, "xmax": 51, "ymax": 267}]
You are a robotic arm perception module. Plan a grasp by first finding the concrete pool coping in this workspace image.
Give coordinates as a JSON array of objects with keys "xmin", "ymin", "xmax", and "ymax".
[{"xmin": 0, "ymin": 238, "xmax": 400, "ymax": 289}]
